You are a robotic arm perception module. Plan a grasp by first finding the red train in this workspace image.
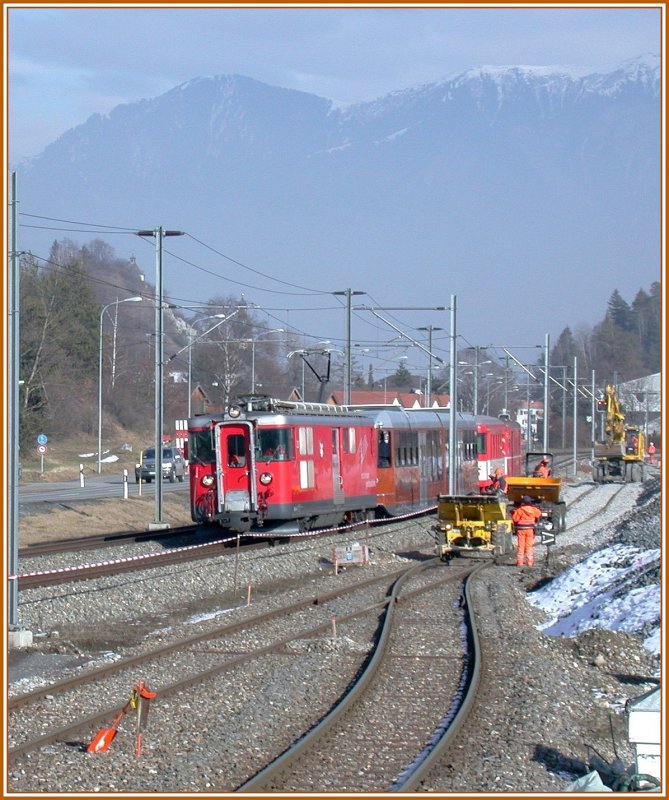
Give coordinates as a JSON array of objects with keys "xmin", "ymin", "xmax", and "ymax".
[{"xmin": 187, "ymin": 397, "xmax": 522, "ymax": 534}]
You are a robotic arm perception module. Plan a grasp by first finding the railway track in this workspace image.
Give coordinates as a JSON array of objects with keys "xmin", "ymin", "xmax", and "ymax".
[
  {"xmin": 235, "ymin": 559, "xmax": 486, "ymax": 793},
  {"xmin": 17, "ymin": 526, "xmax": 202, "ymax": 558},
  {"xmin": 8, "ymin": 559, "xmax": 489, "ymax": 792},
  {"xmin": 9, "ymin": 564, "xmax": 445, "ymax": 766},
  {"xmin": 15, "ymin": 509, "xmax": 435, "ymax": 589}
]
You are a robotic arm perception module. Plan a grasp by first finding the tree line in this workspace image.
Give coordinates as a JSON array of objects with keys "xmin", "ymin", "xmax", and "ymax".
[{"xmin": 16, "ymin": 239, "xmax": 660, "ymax": 454}]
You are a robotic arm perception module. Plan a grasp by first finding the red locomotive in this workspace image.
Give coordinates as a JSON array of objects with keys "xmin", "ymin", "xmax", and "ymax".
[{"xmin": 187, "ymin": 397, "xmax": 522, "ymax": 534}]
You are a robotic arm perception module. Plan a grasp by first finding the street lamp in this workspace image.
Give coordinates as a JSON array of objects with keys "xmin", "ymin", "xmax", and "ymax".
[{"xmin": 98, "ymin": 296, "xmax": 143, "ymax": 474}]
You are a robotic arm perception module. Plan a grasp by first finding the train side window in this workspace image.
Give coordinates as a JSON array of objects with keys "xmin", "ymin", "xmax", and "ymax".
[
  {"xmin": 378, "ymin": 431, "xmax": 391, "ymax": 467},
  {"xmin": 258, "ymin": 428, "xmax": 292, "ymax": 460},
  {"xmin": 476, "ymin": 432, "xmax": 486, "ymax": 456},
  {"xmin": 298, "ymin": 426, "xmax": 314, "ymax": 455},
  {"xmin": 343, "ymin": 427, "xmax": 356, "ymax": 454}
]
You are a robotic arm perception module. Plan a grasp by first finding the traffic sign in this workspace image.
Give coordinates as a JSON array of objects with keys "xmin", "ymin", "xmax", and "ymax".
[
  {"xmin": 37, "ymin": 444, "xmax": 48, "ymax": 455},
  {"xmin": 37, "ymin": 434, "xmax": 48, "ymax": 445}
]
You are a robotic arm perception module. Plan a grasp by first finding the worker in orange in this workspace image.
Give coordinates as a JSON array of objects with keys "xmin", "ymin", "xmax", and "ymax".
[
  {"xmin": 533, "ymin": 457, "xmax": 551, "ymax": 478},
  {"xmin": 647, "ymin": 442, "xmax": 656, "ymax": 465},
  {"xmin": 511, "ymin": 495, "xmax": 542, "ymax": 567},
  {"xmin": 484, "ymin": 467, "xmax": 507, "ymax": 495}
]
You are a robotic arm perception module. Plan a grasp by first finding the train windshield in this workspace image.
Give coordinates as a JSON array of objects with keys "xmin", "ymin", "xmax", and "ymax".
[
  {"xmin": 188, "ymin": 429, "xmax": 216, "ymax": 465},
  {"xmin": 256, "ymin": 428, "xmax": 292, "ymax": 461}
]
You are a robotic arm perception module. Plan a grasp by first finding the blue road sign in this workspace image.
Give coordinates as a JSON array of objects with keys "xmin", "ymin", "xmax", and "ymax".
[{"xmin": 37, "ymin": 434, "xmax": 48, "ymax": 445}]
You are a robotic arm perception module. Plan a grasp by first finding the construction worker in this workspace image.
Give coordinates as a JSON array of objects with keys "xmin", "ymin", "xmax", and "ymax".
[
  {"xmin": 512, "ymin": 495, "xmax": 542, "ymax": 567},
  {"xmin": 484, "ymin": 467, "xmax": 507, "ymax": 495},
  {"xmin": 533, "ymin": 457, "xmax": 551, "ymax": 478},
  {"xmin": 647, "ymin": 442, "xmax": 656, "ymax": 465}
]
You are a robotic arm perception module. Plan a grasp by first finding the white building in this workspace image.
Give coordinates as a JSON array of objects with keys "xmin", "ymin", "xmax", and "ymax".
[{"xmin": 617, "ymin": 374, "xmax": 661, "ymax": 436}]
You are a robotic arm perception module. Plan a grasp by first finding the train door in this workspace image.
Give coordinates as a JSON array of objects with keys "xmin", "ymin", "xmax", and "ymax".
[
  {"xmin": 215, "ymin": 422, "xmax": 256, "ymax": 515},
  {"xmin": 332, "ymin": 428, "xmax": 344, "ymax": 506}
]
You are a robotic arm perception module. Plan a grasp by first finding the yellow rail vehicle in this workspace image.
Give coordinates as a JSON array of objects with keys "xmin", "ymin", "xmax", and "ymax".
[{"xmin": 433, "ymin": 494, "xmax": 515, "ymax": 562}]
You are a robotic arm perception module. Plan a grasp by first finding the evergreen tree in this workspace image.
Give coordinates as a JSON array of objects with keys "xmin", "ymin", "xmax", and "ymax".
[{"xmin": 607, "ymin": 289, "xmax": 634, "ymax": 331}]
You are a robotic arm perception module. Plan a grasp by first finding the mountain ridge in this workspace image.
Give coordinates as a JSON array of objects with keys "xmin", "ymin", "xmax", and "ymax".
[{"xmin": 14, "ymin": 55, "xmax": 660, "ymax": 346}]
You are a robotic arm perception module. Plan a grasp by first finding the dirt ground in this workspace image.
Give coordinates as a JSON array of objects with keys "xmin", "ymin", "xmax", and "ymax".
[{"xmin": 19, "ymin": 493, "xmax": 193, "ymax": 547}]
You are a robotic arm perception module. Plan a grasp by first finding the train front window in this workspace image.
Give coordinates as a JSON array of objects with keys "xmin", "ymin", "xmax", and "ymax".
[
  {"xmin": 227, "ymin": 434, "xmax": 246, "ymax": 467},
  {"xmin": 188, "ymin": 429, "xmax": 216, "ymax": 464}
]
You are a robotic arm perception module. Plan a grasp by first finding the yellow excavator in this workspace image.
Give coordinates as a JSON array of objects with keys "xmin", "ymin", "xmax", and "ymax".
[{"xmin": 593, "ymin": 384, "xmax": 646, "ymax": 483}]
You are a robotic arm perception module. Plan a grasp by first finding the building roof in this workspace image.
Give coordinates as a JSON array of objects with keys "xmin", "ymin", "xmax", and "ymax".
[{"xmin": 327, "ymin": 389, "xmax": 451, "ymax": 408}]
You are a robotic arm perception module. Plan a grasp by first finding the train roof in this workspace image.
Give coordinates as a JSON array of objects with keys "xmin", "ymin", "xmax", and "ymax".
[{"xmin": 188, "ymin": 398, "xmax": 519, "ymax": 431}]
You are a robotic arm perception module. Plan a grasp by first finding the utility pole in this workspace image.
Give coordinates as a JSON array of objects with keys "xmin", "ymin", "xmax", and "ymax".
[
  {"xmin": 8, "ymin": 171, "xmax": 25, "ymax": 641},
  {"xmin": 417, "ymin": 325, "xmax": 444, "ymax": 407},
  {"xmin": 448, "ymin": 296, "xmax": 457, "ymax": 494},
  {"xmin": 332, "ymin": 289, "xmax": 365, "ymax": 404},
  {"xmin": 543, "ymin": 333, "xmax": 550, "ymax": 452},
  {"xmin": 137, "ymin": 227, "xmax": 184, "ymax": 528}
]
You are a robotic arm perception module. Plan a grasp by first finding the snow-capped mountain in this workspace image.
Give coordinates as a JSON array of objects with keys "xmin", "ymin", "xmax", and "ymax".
[{"xmin": 13, "ymin": 56, "xmax": 660, "ymax": 342}]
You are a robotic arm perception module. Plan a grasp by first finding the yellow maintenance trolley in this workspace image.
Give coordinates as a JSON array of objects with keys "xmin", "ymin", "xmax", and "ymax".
[{"xmin": 433, "ymin": 494, "xmax": 515, "ymax": 562}]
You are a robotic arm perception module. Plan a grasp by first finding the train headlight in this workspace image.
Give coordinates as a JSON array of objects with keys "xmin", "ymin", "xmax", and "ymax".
[
  {"xmin": 259, "ymin": 472, "xmax": 273, "ymax": 486},
  {"xmin": 228, "ymin": 406, "xmax": 241, "ymax": 418},
  {"xmin": 201, "ymin": 475, "xmax": 215, "ymax": 487}
]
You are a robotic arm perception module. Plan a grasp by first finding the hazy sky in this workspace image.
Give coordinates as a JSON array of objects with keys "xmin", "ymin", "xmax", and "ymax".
[{"xmin": 6, "ymin": 4, "xmax": 662, "ymax": 163}]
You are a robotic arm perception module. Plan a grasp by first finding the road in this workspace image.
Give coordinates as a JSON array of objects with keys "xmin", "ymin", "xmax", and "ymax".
[{"xmin": 18, "ymin": 474, "xmax": 189, "ymax": 506}]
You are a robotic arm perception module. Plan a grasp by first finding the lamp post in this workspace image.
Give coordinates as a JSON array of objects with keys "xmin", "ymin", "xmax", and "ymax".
[
  {"xmin": 137, "ymin": 227, "xmax": 184, "ymax": 528},
  {"xmin": 249, "ymin": 329, "xmax": 284, "ymax": 393},
  {"xmin": 98, "ymin": 296, "xmax": 143, "ymax": 474}
]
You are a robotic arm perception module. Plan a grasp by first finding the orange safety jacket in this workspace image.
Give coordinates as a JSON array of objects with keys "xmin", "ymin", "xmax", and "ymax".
[{"xmin": 512, "ymin": 504, "xmax": 542, "ymax": 530}]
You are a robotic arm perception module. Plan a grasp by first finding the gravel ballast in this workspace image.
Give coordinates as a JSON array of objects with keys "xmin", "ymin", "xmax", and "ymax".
[{"xmin": 8, "ymin": 474, "xmax": 662, "ymax": 793}]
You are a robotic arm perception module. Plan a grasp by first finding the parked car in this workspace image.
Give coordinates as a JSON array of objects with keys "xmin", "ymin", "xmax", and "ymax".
[{"xmin": 135, "ymin": 446, "xmax": 186, "ymax": 483}]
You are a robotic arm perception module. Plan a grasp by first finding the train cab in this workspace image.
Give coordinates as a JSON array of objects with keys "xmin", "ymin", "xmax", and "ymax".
[{"xmin": 188, "ymin": 399, "xmax": 378, "ymax": 533}]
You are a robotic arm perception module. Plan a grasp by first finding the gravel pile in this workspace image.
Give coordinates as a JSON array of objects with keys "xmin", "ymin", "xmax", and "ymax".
[{"xmin": 9, "ymin": 475, "xmax": 662, "ymax": 793}]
